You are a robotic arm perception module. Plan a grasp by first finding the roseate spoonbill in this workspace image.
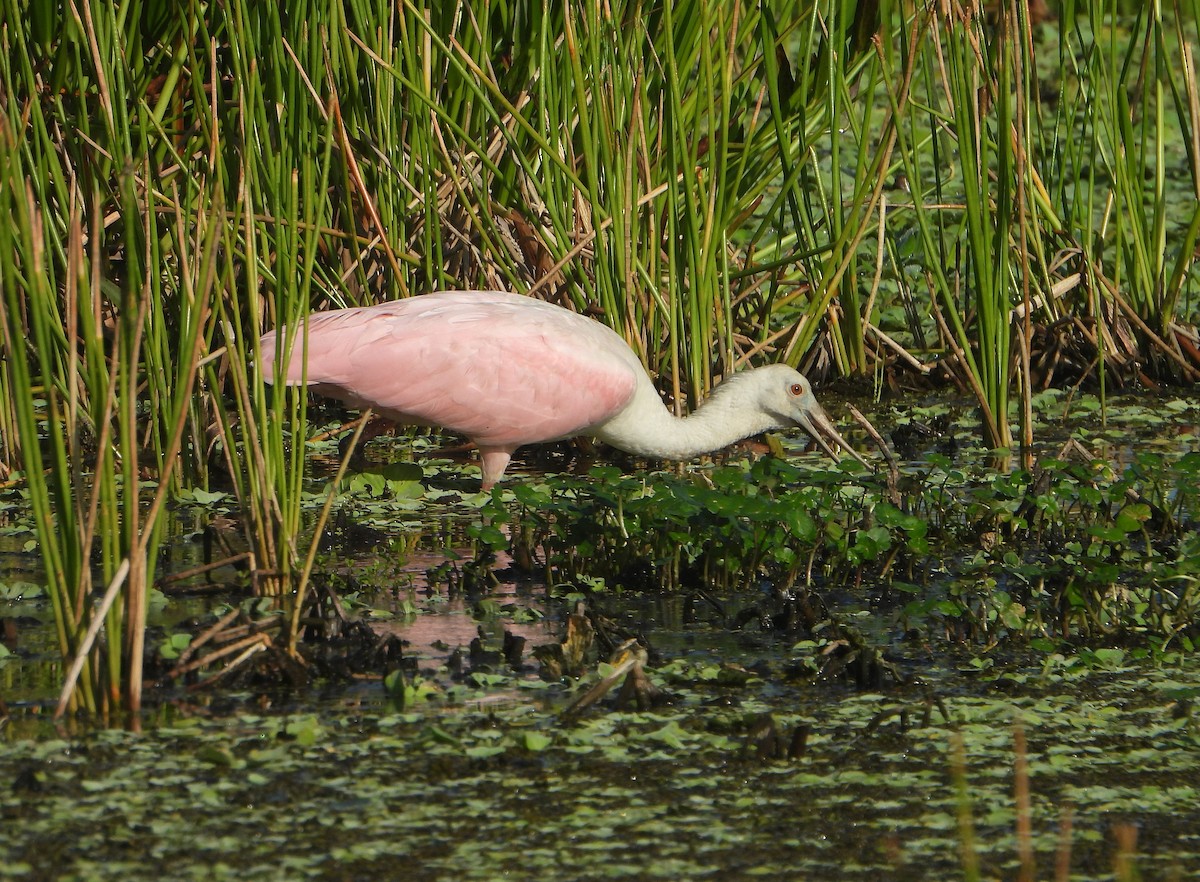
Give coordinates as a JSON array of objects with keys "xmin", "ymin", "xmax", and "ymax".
[{"xmin": 258, "ymin": 290, "xmax": 864, "ymax": 488}]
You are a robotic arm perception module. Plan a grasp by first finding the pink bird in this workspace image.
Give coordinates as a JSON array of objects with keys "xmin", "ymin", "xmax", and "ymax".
[{"xmin": 258, "ymin": 290, "xmax": 864, "ymax": 488}]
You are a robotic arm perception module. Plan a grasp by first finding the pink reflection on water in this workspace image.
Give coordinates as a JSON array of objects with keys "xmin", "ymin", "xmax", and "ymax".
[{"xmin": 368, "ymin": 545, "xmax": 558, "ymax": 679}]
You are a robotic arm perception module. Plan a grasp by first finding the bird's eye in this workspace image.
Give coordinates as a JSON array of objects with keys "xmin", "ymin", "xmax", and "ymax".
[{"xmin": 790, "ymin": 383, "xmax": 805, "ymax": 396}]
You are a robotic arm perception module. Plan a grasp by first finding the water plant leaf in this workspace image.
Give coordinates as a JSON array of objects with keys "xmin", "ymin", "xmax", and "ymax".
[
  {"xmin": 521, "ymin": 731, "xmax": 553, "ymax": 752},
  {"xmin": 158, "ymin": 633, "xmax": 193, "ymax": 661},
  {"xmin": 0, "ymin": 581, "xmax": 44, "ymax": 600}
]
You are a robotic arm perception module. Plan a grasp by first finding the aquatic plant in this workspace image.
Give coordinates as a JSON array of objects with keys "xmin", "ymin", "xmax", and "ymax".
[{"xmin": 487, "ymin": 442, "xmax": 1200, "ymax": 653}]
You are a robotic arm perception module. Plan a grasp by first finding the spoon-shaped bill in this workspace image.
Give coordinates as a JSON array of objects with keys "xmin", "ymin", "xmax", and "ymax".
[{"xmin": 797, "ymin": 405, "xmax": 867, "ymax": 466}]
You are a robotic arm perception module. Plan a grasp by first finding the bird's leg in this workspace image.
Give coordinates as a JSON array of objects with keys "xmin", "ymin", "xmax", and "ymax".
[
  {"xmin": 570, "ymin": 437, "xmax": 600, "ymax": 475},
  {"xmin": 478, "ymin": 446, "xmax": 515, "ymax": 490}
]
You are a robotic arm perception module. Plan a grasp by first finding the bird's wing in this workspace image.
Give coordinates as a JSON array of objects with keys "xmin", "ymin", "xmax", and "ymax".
[{"xmin": 268, "ymin": 292, "xmax": 643, "ymax": 447}]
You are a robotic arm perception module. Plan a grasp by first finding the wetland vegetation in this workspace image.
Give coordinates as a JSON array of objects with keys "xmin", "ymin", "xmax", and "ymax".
[{"xmin": 2, "ymin": 0, "xmax": 1200, "ymax": 879}]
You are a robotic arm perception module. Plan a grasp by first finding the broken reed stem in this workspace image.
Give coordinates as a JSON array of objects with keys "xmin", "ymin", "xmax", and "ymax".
[
  {"xmin": 156, "ymin": 552, "xmax": 254, "ymax": 588},
  {"xmin": 170, "ymin": 632, "xmax": 274, "ymax": 681},
  {"xmin": 54, "ymin": 558, "xmax": 132, "ymax": 719},
  {"xmin": 846, "ymin": 402, "xmax": 900, "ymax": 504}
]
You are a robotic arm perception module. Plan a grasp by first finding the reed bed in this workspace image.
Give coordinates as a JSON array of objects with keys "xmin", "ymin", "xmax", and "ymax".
[{"xmin": 0, "ymin": 0, "xmax": 1196, "ymax": 709}]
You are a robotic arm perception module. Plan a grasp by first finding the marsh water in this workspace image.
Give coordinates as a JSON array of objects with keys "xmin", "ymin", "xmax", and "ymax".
[{"xmin": 2, "ymin": 391, "xmax": 1199, "ymax": 881}]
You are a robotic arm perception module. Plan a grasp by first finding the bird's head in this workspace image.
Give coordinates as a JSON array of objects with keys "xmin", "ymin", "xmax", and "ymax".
[{"xmin": 753, "ymin": 365, "xmax": 867, "ymax": 465}]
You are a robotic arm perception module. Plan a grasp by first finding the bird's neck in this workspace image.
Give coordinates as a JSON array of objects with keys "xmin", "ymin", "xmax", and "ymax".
[{"xmin": 593, "ymin": 375, "xmax": 777, "ymax": 461}]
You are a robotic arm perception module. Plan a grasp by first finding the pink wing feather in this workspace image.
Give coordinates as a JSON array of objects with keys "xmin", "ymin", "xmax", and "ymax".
[{"xmin": 260, "ymin": 291, "xmax": 641, "ymax": 447}]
